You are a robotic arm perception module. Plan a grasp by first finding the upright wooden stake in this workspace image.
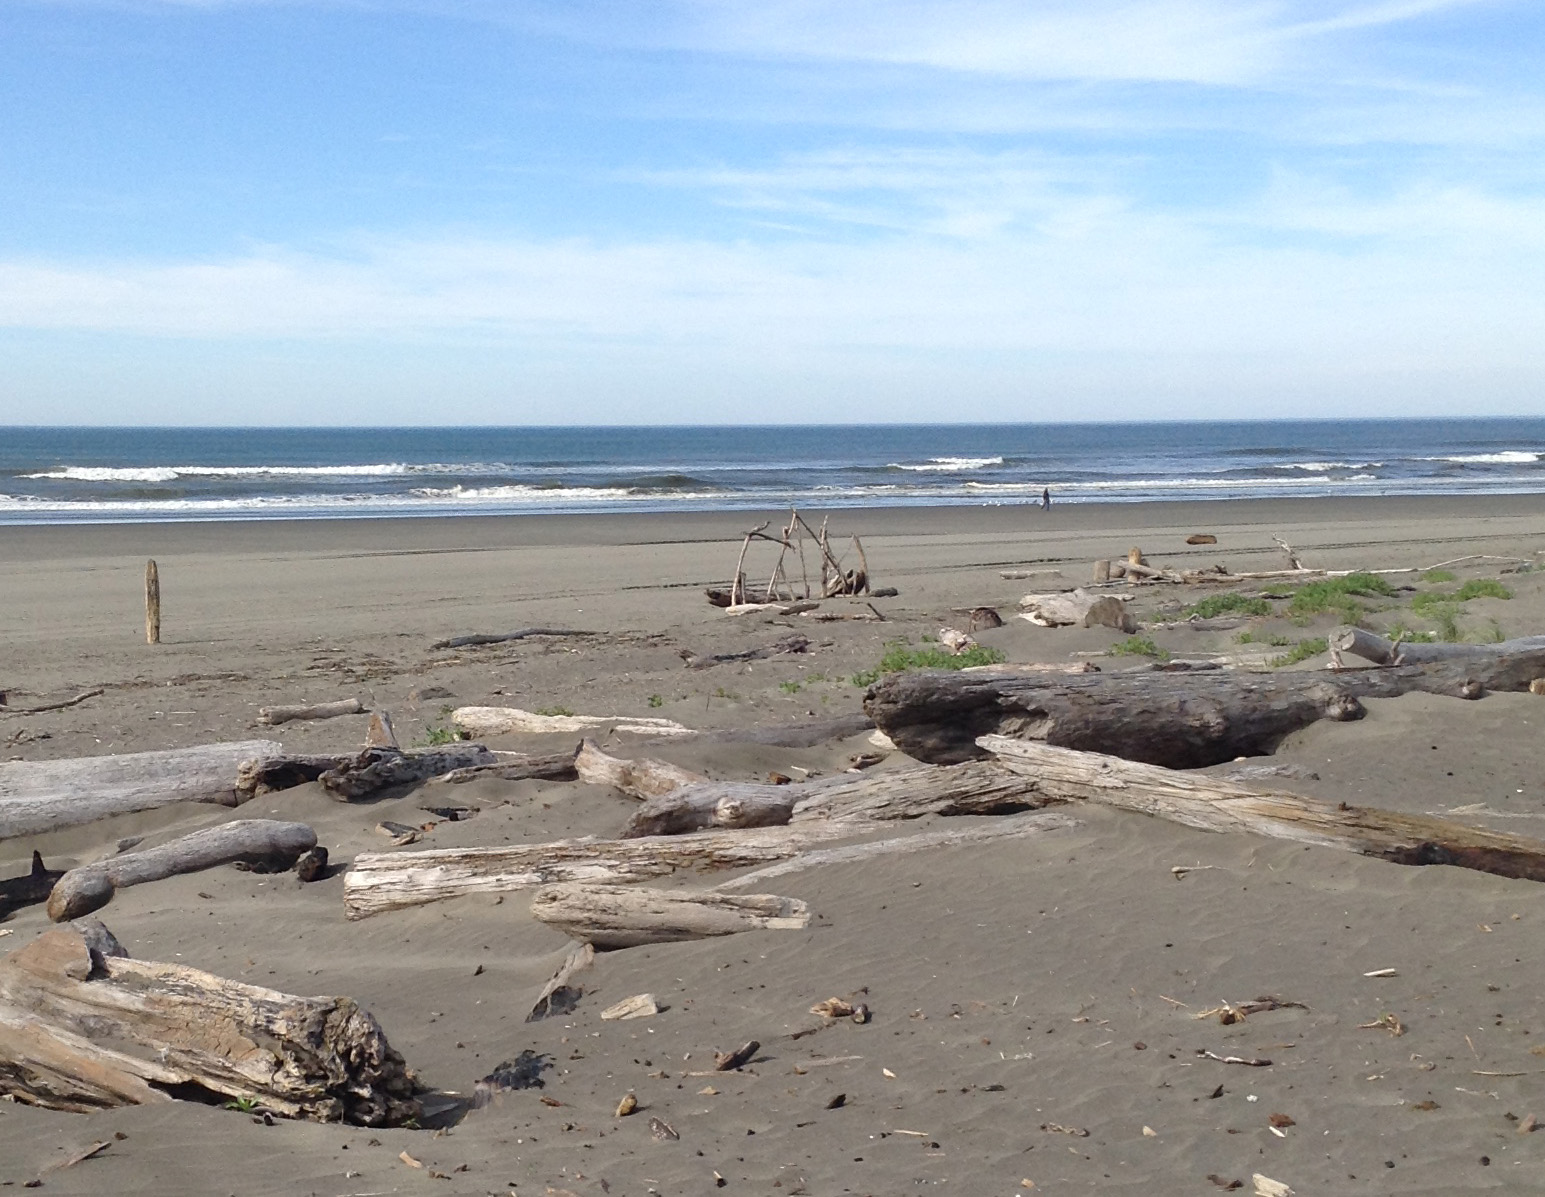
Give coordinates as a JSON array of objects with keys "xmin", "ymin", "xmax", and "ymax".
[{"xmin": 144, "ymin": 559, "xmax": 160, "ymax": 645}]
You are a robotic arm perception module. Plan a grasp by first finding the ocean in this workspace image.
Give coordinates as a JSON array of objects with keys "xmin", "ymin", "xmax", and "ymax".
[{"xmin": 2, "ymin": 419, "xmax": 1543, "ymax": 525}]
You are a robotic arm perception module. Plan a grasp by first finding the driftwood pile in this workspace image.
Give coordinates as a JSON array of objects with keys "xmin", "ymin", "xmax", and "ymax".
[
  {"xmin": 709, "ymin": 509, "xmax": 873, "ymax": 608},
  {"xmin": 8, "ymin": 619, "xmax": 1545, "ymax": 1123}
]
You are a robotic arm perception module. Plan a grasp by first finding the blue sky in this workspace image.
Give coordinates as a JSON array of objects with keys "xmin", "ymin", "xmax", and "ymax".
[{"xmin": 1, "ymin": 0, "xmax": 1541, "ymax": 425}]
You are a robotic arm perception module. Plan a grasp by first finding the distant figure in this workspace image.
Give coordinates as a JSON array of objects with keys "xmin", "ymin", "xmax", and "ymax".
[{"xmin": 1041, "ymin": 487, "xmax": 1051, "ymax": 511}]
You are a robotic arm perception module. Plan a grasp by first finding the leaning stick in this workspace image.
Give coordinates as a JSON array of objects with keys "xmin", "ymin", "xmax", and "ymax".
[
  {"xmin": 144, "ymin": 560, "xmax": 160, "ymax": 645},
  {"xmin": 730, "ymin": 522, "xmax": 770, "ymax": 606}
]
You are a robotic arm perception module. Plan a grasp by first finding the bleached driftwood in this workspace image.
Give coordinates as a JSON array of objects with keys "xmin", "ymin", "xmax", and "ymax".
[
  {"xmin": 0, "ymin": 741, "xmax": 284, "ymax": 841},
  {"xmin": 453, "ymin": 706, "xmax": 695, "ymax": 739},
  {"xmin": 1019, "ymin": 589, "xmax": 1136, "ymax": 632},
  {"xmin": 624, "ymin": 760, "xmax": 1041, "ymax": 838},
  {"xmin": 716, "ymin": 809, "xmax": 1080, "ymax": 890},
  {"xmin": 574, "ymin": 739, "xmax": 706, "ymax": 800},
  {"xmin": 980, "ymin": 736, "xmax": 1545, "ymax": 882},
  {"xmin": 46, "ymin": 820, "xmax": 317, "ymax": 921},
  {"xmin": 1332, "ymin": 628, "xmax": 1545, "ymax": 673},
  {"xmin": 530, "ymin": 882, "xmax": 810, "ymax": 948},
  {"xmin": 527, "ymin": 942, "xmax": 595, "ymax": 1022},
  {"xmin": 318, "ymin": 745, "xmax": 497, "ymax": 800},
  {"xmin": 257, "ymin": 698, "xmax": 364, "ymax": 726},
  {"xmin": 692, "ymin": 714, "xmax": 874, "ymax": 747},
  {"xmin": 863, "ymin": 659, "xmax": 1530, "ymax": 768},
  {"xmin": 343, "ymin": 761, "xmax": 1046, "ymax": 917},
  {"xmin": 0, "ymin": 923, "xmax": 418, "ymax": 1123},
  {"xmin": 430, "ymin": 748, "xmax": 580, "ymax": 786}
]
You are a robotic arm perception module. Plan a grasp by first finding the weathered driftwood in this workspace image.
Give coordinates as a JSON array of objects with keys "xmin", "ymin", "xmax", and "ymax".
[
  {"xmin": 344, "ymin": 761, "xmax": 1044, "ymax": 917},
  {"xmin": 318, "ymin": 745, "xmax": 497, "ymax": 800},
  {"xmin": 716, "ymin": 809, "xmax": 1080, "ymax": 890},
  {"xmin": 1332, "ymin": 627, "xmax": 1545, "ymax": 673},
  {"xmin": 431, "ymin": 748, "xmax": 581, "ymax": 786},
  {"xmin": 682, "ymin": 634, "xmax": 811, "ymax": 670},
  {"xmin": 453, "ymin": 706, "xmax": 694, "ymax": 739},
  {"xmin": 1019, "ymin": 589, "xmax": 1136, "ymax": 632},
  {"xmin": 575, "ymin": 739, "xmax": 706, "ymax": 800},
  {"xmin": 0, "ymin": 923, "xmax": 418, "ymax": 1123},
  {"xmin": 0, "ymin": 851, "xmax": 66, "ymax": 919},
  {"xmin": 624, "ymin": 760, "xmax": 1040, "ymax": 837},
  {"xmin": 980, "ymin": 736, "xmax": 1545, "ymax": 883},
  {"xmin": 2, "ymin": 687, "xmax": 107, "ymax": 717},
  {"xmin": 344, "ymin": 823, "xmax": 860, "ymax": 919},
  {"xmin": 527, "ymin": 942, "xmax": 595, "ymax": 1022},
  {"xmin": 429, "ymin": 628, "xmax": 594, "ymax": 651},
  {"xmin": 864, "ymin": 661, "xmax": 1527, "ymax": 768},
  {"xmin": 365, "ymin": 710, "xmax": 399, "ymax": 749},
  {"xmin": 530, "ymin": 882, "xmax": 810, "ymax": 948},
  {"xmin": 235, "ymin": 752, "xmax": 354, "ymax": 800},
  {"xmin": 144, "ymin": 559, "xmax": 160, "ymax": 646},
  {"xmin": 47, "ymin": 820, "xmax": 318, "ymax": 921},
  {"xmin": 1, "ymin": 741, "xmax": 285, "ymax": 841},
  {"xmin": 257, "ymin": 698, "xmax": 364, "ymax": 726}
]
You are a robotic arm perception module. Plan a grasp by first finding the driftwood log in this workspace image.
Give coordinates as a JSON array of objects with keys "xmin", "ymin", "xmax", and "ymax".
[
  {"xmin": 530, "ymin": 882, "xmax": 810, "ymax": 948},
  {"xmin": 257, "ymin": 698, "xmax": 364, "ymax": 726},
  {"xmin": 453, "ymin": 706, "xmax": 694, "ymax": 739},
  {"xmin": 623, "ymin": 760, "xmax": 1040, "ymax": 837},
  {"xmin": 1019, "ymin": 589, "xmax": 1136, "ymax": 632},
  {"xmin": 1332, "ymin": 628, "xmax": 1545, "ymax": 675},
  {"xmin": 682, "ymin": 634, "xmax": 811, "ymax": 670},
  {"xmin": 318, "ymin": 745, "xmax": 496, "ymax": 800},
  {"xmin": 0, "ymin": 923, "xmax": 418, "ymax": 1123},
  {"xmin": 46, "ymin": 819, "xmax": 317, "ymax": 921},
  {"xmin": 236, "ymin": 752, "xmax": 353, "ymax": 800},
  {"xmin": 980, "ymin": 736, "xmax": 1545, "ymax": 883},
  {"xmin": 715, "ymin": 809, "xmax": 1080, "ymax": 890},
  {"xmin": 429, "ymin": 628, "xmax": 594, "ymax": 651},
  {"xmin": 863, "ymin": 660, "xmax": 1533, "ymax": 768},
  {"xmin": 574, "ymin": 739, "xmax": 706, "ymax": 800},
  {"xmin": 0, "ymin": 852, "xmax": 66, "ymax": 919},
  {"xmin": 343, "ymin": 761, "xmax": 1044, "ymax": 918},
  {"xmin": 1, "ymin": 741, "xmax": 284, "ymax": 841},
  {"xmin": 430, "ymin": 749, "xmax": 581, "ymax": 786},
  {"xmin": 691, "ymin": 713, "xmax": 875, "ymax": 747}
]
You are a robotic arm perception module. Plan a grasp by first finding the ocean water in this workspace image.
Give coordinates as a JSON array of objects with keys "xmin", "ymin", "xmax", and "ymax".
[{"xmin": 1, "ymin": 420, "xmax": 1544, "ymax": 524}]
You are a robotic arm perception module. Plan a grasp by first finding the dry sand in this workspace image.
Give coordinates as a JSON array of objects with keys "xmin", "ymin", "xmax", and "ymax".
[{"xmin": 3, "ymin": 495, "xmax": 1545, "ymax": 1194}]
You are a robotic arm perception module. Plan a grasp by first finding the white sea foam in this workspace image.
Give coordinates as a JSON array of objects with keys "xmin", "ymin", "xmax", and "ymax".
[
  {"xmin": 1279, "ymin": 460, "xmax": 1383, "ymax": 471},
  {"xmin": 891, "ymin": 456, "xmax": 1004, "ymax": 472},
  {"xmin": 1425, "ymin": 451, "xmax": 1542, "ymax": 465}
]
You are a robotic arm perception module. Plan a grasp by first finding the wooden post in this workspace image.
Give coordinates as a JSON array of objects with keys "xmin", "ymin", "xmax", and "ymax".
[{"xmin": 144, "ymin": 559, "xmax": 160, "ymax": 645}]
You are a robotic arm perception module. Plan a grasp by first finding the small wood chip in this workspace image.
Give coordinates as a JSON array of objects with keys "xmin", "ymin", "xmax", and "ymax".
[
  {"xmin": 1268, "ymin": 1113, "xmax": 1295, "ymax": 1128},
  {"xmin": 714, "ymin": 1040, "xmax": 759, "ymax": 1071},
  {"xmin": 601, "ymin": 993, "xmax": 660, "ymax": 1021},
  {"xmin": 1041, "ymin": 1123, "xmax": 1089, "ymax": 1137},
  {"xmin": 1252, "ymin": 1175, "xmax": 1293, "ymax": 1197},
  {"xmin": 810, "ymin": 997, "xmax": 855, "ymax": 1019},
  {"xmin": 539, "ymin": 1095, "xmax": 563, "ymax": 1107},
  {"xmin": 1363, "ymin": 968, "xmax": 1398, "ymax": 978},
  {"xmin": 399, "ymin": 1151, "xmax": 423, "ymax": 1169}
]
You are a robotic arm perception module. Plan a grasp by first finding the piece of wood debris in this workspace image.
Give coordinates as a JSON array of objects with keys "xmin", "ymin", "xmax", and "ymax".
[
  {"xmin": 1198, "ymin": 1050, "xmax": 1272, "ymax": 1067},
  {"xmin": 648, "ymin": 1116, "xmax": 679, "ymax": 1141},
  {"xmin": 615, "ymin": 1092, "xmax": 637, "ymax": 1117},
  {"xmin": 1252, "ymin": 1174, "xmax": 1293, "ymax": 1197},
  {"xmin": 453, "ymin": 706, "xmax": 694, "ymax": 738},
  {"xmin": 1364, "ymin": 968, "xmax": 1398, "ymax": 978},
  {"xmin": 257, "ymin": 697, "xmax": 365, "ymax": 726},
  {"xmin": 715, "ymin": 1041, "xmax": 760, "ymax": 1071},
  {"xmin": 600, "ymin": 994, "xmax": 660, "ymax": 1021},
  {"xmin": 1041, "ymin": 1122, "xmax": 1089, "ymax": 1137},
  {"xmin": 1358, "ymin": 1013, "xmax": 1405, "ymax": 1036}
]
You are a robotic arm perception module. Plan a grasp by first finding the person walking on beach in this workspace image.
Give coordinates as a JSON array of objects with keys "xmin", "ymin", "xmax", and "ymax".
[{"xmin": 1041, "ymin": 487, "xmax": 1051, "ymax": 511}]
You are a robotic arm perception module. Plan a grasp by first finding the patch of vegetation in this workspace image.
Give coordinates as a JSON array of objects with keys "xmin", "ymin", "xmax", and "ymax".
[
  {"xmin": 1479, "ymin": 618, "xmax": 1506, "ymax": 644},
  {"xmin": 1185, "ymin": 592, "xmax": 1272, "ymax": 619},
  {"xmin": 1382, "ymin": 621, "xmax": 1437, "ymax": 644},
  {"xmin": 1422, "ymin": 568, "xmax": 1457, "ymax": 583},
  {"xmin": 1237, "ymin": 631, "xmax": 1292, "ymax": 647},
  {"xmin": 421, "ymin": 724, "xmax": 458, "ymax": 746},
  {"xmin": 778, "ymin": 680, "xmax": 802, "ymax": 694},
  {"xmin": 534, "ymin": 705, "xmax": 575, "ymax": 717},
  {"xmin": 223, "ymin": 1097, "xmax": 260, "ymax": 1113},
  {"xmin": 1288, "ymin": 573, "xmax": 1397, "ymax": 622},
  {"xmin": 1270, "ymin": 637, "xmax": 1329, "ymax": 667},
  {"xmin": 1107, "ymin": 636, "xmax": 1169, "ymax": 660},
  {"xmin": 1455, "ymin": 578, "xmax": 1513, "ymax": 602},
  {"xmin": 647, "ymin": 693, "xmax": 664, "ymax": 708},
  {"xmin": 851, "ymin": 639, "xmax": 1008, "ymax": 687}
]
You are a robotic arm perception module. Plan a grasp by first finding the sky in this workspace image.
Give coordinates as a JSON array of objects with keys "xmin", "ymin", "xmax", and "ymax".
[{"xmin": 0, "ymin": 0, "xmax": 1542, "ymax": 426}]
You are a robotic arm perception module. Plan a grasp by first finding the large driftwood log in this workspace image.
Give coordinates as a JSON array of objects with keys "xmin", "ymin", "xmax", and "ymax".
[
  {"xmin": 343, "ymin": 761, "xmax": 1046, "ymax": 917},
  {"xmin": 46, "ymin": 820, "xmax": 317, "ymax": 921},
  {"xmin": 318, "ymin": 745, "xmax": 496, "ymax": 800},
  {"xmin": 1333, "ymin": 628, "xmax": 1545, "ymax": 675},
  {"xmin": 530, "ymin": 882, "xmax": 810, "ymax": 948},
  {"xmin": 1, "ymin": 741, "xmax": 284, "ymax": 841},
  {"xmin": 430, "ymin": 749, "xmax": 581, "ymax": 786},
  {"xmin": 691, "ymin": 713, "xmax": 875, "ymax": 747},
  {"xmin": 1019, "ymin": 589, "xmax": 1136, "ymax": 632},
  {"xmin": 453, "ymin": 706, "xmax": 695, "ymax": 739},
  {"xmin": 257, "ymin": 698, "xmax": 364, "ymax": 726},
  {"xmin": 236, "ymin": 752, "xmax": 353, "ymax": 800},
  {"xmin": 716, "ymin": 809, "xmax": 1080, "ymax": 890},
  {"xmin": 979, "ymin": 736, "xmax": 1545, "ymax": 882},
  {"xmin": 574, "ymin": 739, "xmax": 706, "ymax": 799},
  {"xmin": 864, "ymin": 661, "xmax": 1523, "ymax": 768},
  {"xmin": 624, "ymin": 760, "xmax": 1043, "ymax": 837},
  {"xmin": 0, "ymin": 923, "xmax": 418, "ymax": 1123}
]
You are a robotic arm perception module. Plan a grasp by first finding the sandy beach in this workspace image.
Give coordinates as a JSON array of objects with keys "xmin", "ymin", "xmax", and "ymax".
[{"xmin": 5, "ymin": 494, "xmax": 1545, "ymax": 1195}]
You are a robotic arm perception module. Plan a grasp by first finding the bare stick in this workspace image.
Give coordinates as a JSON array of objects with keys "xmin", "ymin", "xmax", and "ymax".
[
  {"xmin": 2, "ymin": 688, "xmax": 105, "ymax": 717},
  {"xmin": 429, "ymin": 628, "xmax": 595, "ymax": 651},
  {"xmin": 144, "ymin": 560, "xmax": 160, "ymax": 646}
]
